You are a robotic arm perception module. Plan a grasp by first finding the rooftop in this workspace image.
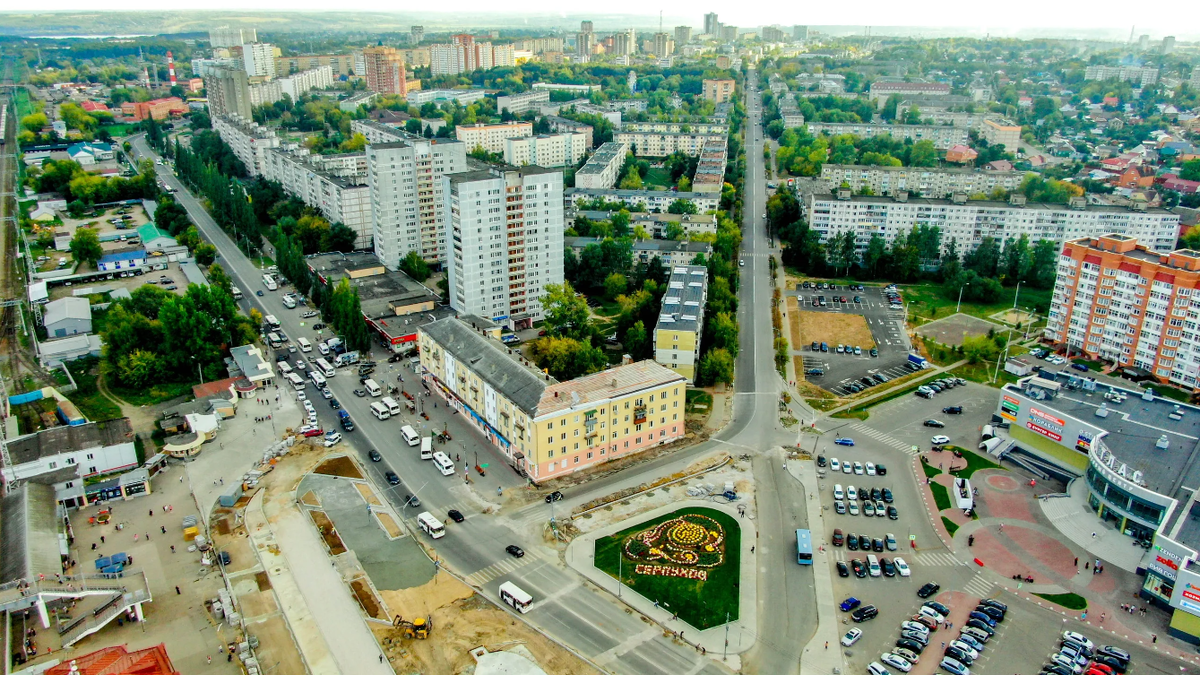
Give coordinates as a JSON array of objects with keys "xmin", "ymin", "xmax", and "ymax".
[
  {"xmin": 0, "ymin": 484, "xmax": 66, "ymax": 584},
  {"xmin": 306, "ymin": 252, "xmax": 440, "ymax": 320},
  {"xmin": 655, "ymin": 265, "xmax": 709, "ymax": 334},
  {"xmin": 823, "ymin": 163, "xmax": 1026, "ymax": 176},
  {"xmin": 447, "ymin": 164, "xmax": 563, "ymax": 185},
  {"xmin": 43, "ymin": 296, "xmax": 90, "ymax": 326},
  {"xmin": 421, "ymin": 317, "xmax": 553, "ymax": 414},
  {"xmin": 4, "ymin": 418, "xmax": 134, "ymax": 467},
  {"xmin": 813, "ymin": 192, "xmax": 1177, "ymax": 215},
  {"xmin": 536, "ymin": 360, "xmax": 686, "ymax": 417},
  {"xmin": 97, "ymin": 250, "xmax": 147, "ymax": 264}
]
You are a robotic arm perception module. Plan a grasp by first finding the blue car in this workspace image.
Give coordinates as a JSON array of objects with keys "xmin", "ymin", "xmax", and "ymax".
[
  {"xmin": 840, "ymin": 597, "xmax": 861, "ymax": 612},
  {"xmin": 834, "ymin": 438, "xmax": 855, "ymax": 446}
]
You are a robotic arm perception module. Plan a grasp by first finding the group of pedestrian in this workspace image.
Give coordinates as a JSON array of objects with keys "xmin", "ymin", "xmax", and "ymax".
[
  {"xmin": 254, "ymin": 415, "xmax": 272, "ymax": 422},
  {"xmin": 1092, "ymin": 558, "xmax": 1105, "ymax": 575},
  {"xmin": 1120, "ymin": 604, "xmax": 1147, "ymax": 616}
]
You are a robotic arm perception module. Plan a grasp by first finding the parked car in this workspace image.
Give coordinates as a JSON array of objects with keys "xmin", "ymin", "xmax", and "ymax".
[
  {"xmin": 917, "ymin": 582, "xmax": 940, "ymax": 598},
  {"xmin": 924, "ymin": 419, "xmax": 946, "ymax": 428},
  {"xmin": 852, "ymin": 605, "xmax": 879, "ymax": 622},
  {"xmin": 834, "ymin": 437, "xmax": 855, "ymax": 446},
  {"xmin": 931, "ymin": 435, "xmax": 951, "ymax": 444},
  {"xmin": 840, "ymin": 597, "xmax": 862, "ymax": 612},
  {"xmin": 881, "ymin": 653, "xmax": 913, "ymax": 672},
  {"xmin": 841, "ymin": 628, "xmax": 863, "ymax": 647},
  {"xmin": 836, "ymin": 561, "xmax": 850, "ymax": 577},
  {"xmin": 943, "ymin": 406, "xmax": 964, "ymax": 414},
  {"xmin": 896, "ymin": 639, "xmax": 925, "ymax": 655},
  {"xmin": 368, "ymin": 449, "xmax": 382, "ymax": 462},
  {"xmin": 385, "ymin": 471, "xmax": 400, "ymax": 485}
]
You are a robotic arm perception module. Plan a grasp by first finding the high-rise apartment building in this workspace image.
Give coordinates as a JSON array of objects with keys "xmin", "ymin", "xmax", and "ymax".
[
  {"xmin": 819, "ymin": 164, "xmax": 1027, "ymax": 198},
  {"xmin": 1084, "ymin": 65, "xmax": 1159, "ymax": 86},
  {"xmin": 720, "ymin": 25, "xmax": 738, "ymax": 42},
  {"xmin": 429, "ymin": 35, "xmax": 516, "ymax": 75},
  {"xmin": 1163, "ymin": 36, "xmax": 1177, "ymax": 54},
  {"xmin": 793, "ymin": 25, "xmax": 809, "ymax": 40},
  {"xmin": 675, "ymin": 26, "xmax": 693, "ymax": 45},
  {"xmin": 503, "ymin": 133, "xmax": 587, "ymax": 168},
  {"xmin": 241, "ymin": 42, "xmax": 277, "ymax": 79},
  {"xmin": 701, "ymin": 78, "xmax": 736, "ymax": 103},
  {"xmin": 212, "ymin": 114, "xmax": 280, "ymax": 177},
  {"xmin": 365, "ymin": 137, "xmax": 468, "ymax": 269},
  {"xmin": 362, "ymin": 45, "xmax": 409, "ymax": 95},
  {"xmin": 652, "ymin": 33, "xmax": 675, "ymax": 58},
  {"xmin": 411, "ymin": 26, "xmax": 425, "ymax": 44},
  {"xmin": 455, "ymin": 121, "xmax": 534, "ymax": 154},
  {"xmin": 704, "ymin": 13, "xmax": 720, "ymax": 36},
  {"xmin": 581, "ymin": 20, "xmax": 594, "ymax": 33},
  {"xmin": 576, "ymin": 31, "xmax": 595, "ymax": 60},
  {"xmin": 654, "ymin": 265, "xmax": 709, "ymax": 383},
  {"xmin": 205, "ymin": 66, "xmax": 252, "ymax": 119},
  {"xmin": 209, "ymin": 26, "xmax": 257, "ymax": 48},
  {"xmin": 1045, "ymin": 235, "xmax": 1200, "ymax": 388},
  {"xmin": 443, "ymin": 166, "xmax": 564, "ymax": 329},
  {"xmin": 980, "ymin": 119, "xmax": 1022, "ymax": 152},
  {"xmin": 613, "ymin": 29, "xmax": 637, "ymax": 56}
]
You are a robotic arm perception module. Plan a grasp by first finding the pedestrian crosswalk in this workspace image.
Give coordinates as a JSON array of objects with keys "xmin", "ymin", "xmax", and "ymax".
[
  {"xmin": 850, "ymin": 424, "xmax": 917, "ymax": 455},
  {"xmin": 963, "ymin": 573, "xmax": 995, "ymax": 598},
  {"xmin": 913, "ymin": 551, "xmax": 964, "ymax": 567},
  {"xmin": 465, "ymin": 555, "xmax": 536, "ymax": 586}
]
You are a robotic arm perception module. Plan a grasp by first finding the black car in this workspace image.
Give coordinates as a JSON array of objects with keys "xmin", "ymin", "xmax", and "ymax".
[
  {"xmin": 329, "ymin": 398, "xmax": 341, "ymax": 409},
  {"xmin": 817, "ymin": 455, "xmax": 827, "ymax": 467},
  {"xmin": 404, "ymin": 494, "xmax": 421, "ymax": 508},
  {"xmin": 943, "ymin": 405, "xmax": 964, "ymax": 414},
  {"xmin": 1096, "ymin": 647, "xmax": 1131, "ymax": 664},
  {"xmin": 447, "ymin": 509, "xmax": 465, "ymax": 523},
  {"xmin": 851, "ymin": 559, "xmax": 867, "ymax": 578},
  {"xmin": 836, "ymin": 561, "xmax": 850, "ymax": 577},
  {"xmin": 896, "ymin": 638, "xmax": 925, "ymax": 654},
  {"xmin": 506, "ymin": 544, "xmax": 525, "ymax": 558},
  {"xmin": 545, "ymin": 490, "xmax": 564, "ymax": 503},
  {"xmin": 881, "ymin": 558, "xmax": 896, "ymax": 577},
  {"xmin": 385, "ymin": 471, "xmax": 400, "ymax": 485},
  {"xmin": 369, "ymin": 449, "xmax": 382, "ymax": 462},
  {"xmin": 887, "ymin": 506, "xmax": 899, "ymax": 520},
  {"xmin": 876, "ymin": 464, "xmax": 887, "ymax": 476},
  {"xmin": 846, "ymin": 535, "xmax": 859, "ymax": 551},
  {"xmin": 851, "ymin": 605, "xmax": 879, "ymax": 622},
  {"xmin": 1091, "ymin": 655, "xmax": 1126, "ymax": 673},
  {"xmin": 872, "ymin": 538, "xmax": 884, "ymax": 552},
  {"xmin": 965, "ymin": 619, "xmax": 995, "ymax": 635},
  {"xmin": 858, "ymin": 534, "xmax": 871, "ymax": 550},
  {"xmin": 313, "ymin": 323, "xmax": 325, "ymax": 331},
  {"xmin": 256, "ymin": 290, "xmax": 264, "ymax": 296},
  {"xmin": 979, "ymin": 598, "xmax": 1008, "ymax": 612},
  {"xmin": 946, "ymin": 647, "xmax": 974, "ymax": 665},
  {"xmin": 924, "ymin": 419, "xmax": 946, "ymax": 428},
  {"xmin": 917, "ymin": 582, "xmax": 941, "ymax": 598},
  {"xmin": 861, "ymin": 377, "xmax": 874, "ymax": 387},
  {"xmin": 1042, "ymin": 665, "xmax": 1073, "ymax": 675},
  {"xmin": 924, "ymin": 600, "xmax": 951, "ymax": 616},
  {"xmin": 870, "ymin": 487, "xmax": 882, "ymax": 501},
  {"xmin": 811, "ymin": 341, "xmax": 820, "ymax": 350},
  {"xmin": 882, "ymin": 488, "xmax": 894, "ymax": 503},
  {"xmin": 976, "ymin": 605, "xmax": 1004, "ymax": 622},
  {"xmin": 870, "ymin": 348, "xmax": 879, "ymax": 357}
]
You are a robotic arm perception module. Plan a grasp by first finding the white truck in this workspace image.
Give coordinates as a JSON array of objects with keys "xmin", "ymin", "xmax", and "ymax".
[{"xmin": 334, "ymin": 351, "xmax": 360, "ymax": 367}]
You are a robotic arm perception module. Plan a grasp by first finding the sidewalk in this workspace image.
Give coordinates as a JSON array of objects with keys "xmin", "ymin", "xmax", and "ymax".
[
  {"xmin": 563, "ymin": 500, "xmax": 757, "ymax": 668},
  {"xmin": 786, "ymin": 458, "xmax": 846, "ymax": 675},
  {"xmin": 1039, "ymin": 478, "xmax": 1146, "ymax": 572}
]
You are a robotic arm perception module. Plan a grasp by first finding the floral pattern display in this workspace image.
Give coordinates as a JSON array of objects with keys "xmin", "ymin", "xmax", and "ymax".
[{"xmin": 623, "ymin": 513, "xmax": 726, "ymax": 570}]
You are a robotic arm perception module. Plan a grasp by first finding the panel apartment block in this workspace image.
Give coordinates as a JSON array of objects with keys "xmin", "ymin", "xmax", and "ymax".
[
  {"xmin": 806, "ymin": 190, "xmax": 1180, "ymax": 257},
  {"xmin": 212, "ymin": 114, "xmax": 280, "ymax": 177},
  {"xmin": 819, "ymin": 164, "xmax": 1028, "ymax": 198},
  {"xmin": 1045, "ymin": 235, "xmax": 1200, "ymax": 388},
  {"xmin": 544, "ymin": 116, "xmax": 595, "ymax": 149},
  {"xmin": 262, "ymin": 148, "xmax": 373, "ymax": 249},
  {"xmin": 444, "ymin": 166, "xmax": 564, "ymax": 330},
  {"xmin": 365, "ymin": 137, "xmax": 468, "ymax": 269},
  {"xmin": 503, "ymin": 133, "xmax": 587, "ymax": 168},
  {"xmin": 574, "ymin": 142, "xmax": 629, "ymax": 190},
  {"xmin": 418, "ymin": 316, "xmax": 685, "ymax": 482},
  {"xmin": 455, "ymin": 122, "xmax": 534, "ymax": 154},
  {"xmin": 613, "ymin": 130, "xmax": 726, "ymax": 157},
  {"xmin": 497, "ymin": 89, "xmax": 551, "ymax": 115},
  {"xmin": 564, "ymin": 188, "xmax": 719, "ymax": 214},
  {"xmin": 807, "ymin": 122, "xmax": 968, "ymax": 150},
  {"xmin": 654, "ymin": 265, "xmax": 709, "ymax": 383}
]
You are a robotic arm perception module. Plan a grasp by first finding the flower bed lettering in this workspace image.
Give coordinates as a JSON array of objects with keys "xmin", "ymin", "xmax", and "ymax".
[{"xmin": 634, "ymin": 564, "xmax": 709, "ymax": 581}]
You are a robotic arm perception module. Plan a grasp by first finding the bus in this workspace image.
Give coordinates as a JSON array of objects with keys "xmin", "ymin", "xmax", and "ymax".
[
  {"xmin": 262, "ymin": 274, "xmax": 278, "ymax": 291},
  {"xmin": 795, "ymin": 529, "xmax": 813, "ymax": 565},
  {"xmin": 314, "ymin": 358, "xmax": 336, "ymax": 378},
  {"xmin": 416, "ymin": 512, "xmax": 445, "ymax": 539},
  {"xmin": 499, "ymin": 582, "xmax": 533, "ymax": 613},
  {"xmin": 285, "ymin": 372, "xmax": 305, "ymax": 390},
  {"xmin": 230, "ymin": 286, "xmax": 243, "ymax": 300}
]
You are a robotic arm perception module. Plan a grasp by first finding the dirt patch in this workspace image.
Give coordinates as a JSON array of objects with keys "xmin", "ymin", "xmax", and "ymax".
[
  {"xmin": 786, "ymin": 296, "xmax": 802, "ymax": 345},
  {"xmin": 375, "ymin": 574, "xmax": 595, "ymax": 675},
  {"xmin": 247, "ymin": 615, "xmax": 308, "ymax": 675},
  {"xmin": 375, "ymin": 511, "xmax": 403, "ymax": 538},
  {"xmin": 915, "ymin": 313, "xmax": 1002, "ymax": 348},
  {"xmin": 572, "ymin": 453, "xmax": 729, "ymax": 516},
  {"xmin": 796, "ymin": 310, "xmax": 876, "ymax": 349},
  {"xmin": 214, "ymin": 517, "xmax": 231, "ymax": 536},
  {"xmin": 354, "ymin": 482, "xmax": 382, "ymax": 506},
  {"xmin": 313, "ymin": 455, "xmax": 363, "ymax": 479},
  {"xmin": 299, "ymin": 490, "xmax": 321, "ymax": 506},
  {"xmin": 255, "ymin": 571, "xmax": 272, "ymax": 592},
  {"xmin": 350, "ymin": 577, "xmax": 387, "ymax": 620},
  {"xmin": 236, "ymin": 588, "xmax": 279, "ymax": 618},
  {"xmin": 308, "ymin": 510, "xmax": 347, "ymax": 555}
]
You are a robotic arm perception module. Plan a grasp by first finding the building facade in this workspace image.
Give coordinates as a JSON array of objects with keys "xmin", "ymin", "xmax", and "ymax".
[
  {"xmin": 262, "ymin": 148, "xmax": 373, "ymax": 249},
  {"xmin": 455, "ymin": 121, "xmax": 534, "ymax": 154},
  {"xmin": 362, "ymin": 45, "xmax": 409, "ymax": 95},
  {"xmin": 209, "ymin": 26, "xmax": 257, "ymax": 48},
  {"xmin": 544, "ymin": 116, "xmax": 595, "ymax": 149},
  {"xmin": 275, "ymin": 53, "xmax": 356, "ymax": 78},
  {"xmin": 497, "ymin": 89, "xmax": 550, "ymax": 115},
  {"xmin": 503, "ymin": 133, "xmax": 587, "ymax": 168},
  {"xmin": 980, "ymin": 119, "xmax": 1022, "ymax": 152},
  {"xmin": 575, "ymin": 142, "xmax": 629, "ymax": 190},
  {"xmin": 1085, "ymin": 65, "xmax": 1159, "ymax": 86},
  {"xmin": 443, "ymin": 166, "xmax": 564, "ymax": 329},
  {"xmin": 418, "ymin": 317, "xmax": 686, "ymax": 482},
  {"xmin": 204, "ymin": 66, "xmax": 252, "ymax": 119},
  {"xmin": 212, "ymin": 114, "xmax": 280, "ymax": 177},
  {"xmin": 241, "ymin": 42, "xmax": 277, "ymax": 79},
  {"xmin": 702, "ymin": 79, "xmax": 736, "ymax": 104},
  {"xmin": 1045, "ymin": 235, "xmax": 1200, "ymax": 387},
  {"xmin": 807, "ymin": 122, "xmax": 968, "ymax": 150},
  {"xmin": 867, "ymin": 81, "xmax": 951, "ymax": 103},
  {"xmin": 565, "ymin": 188, "xmax": 719, "ymax": 213},
  {"xmin": 654, "ymin": 265, "xmax": 708, "ymax": 382},
  {"xmin": 613, "ymin": 130, "xmax": 726, "ymax": 157},
  {"xmin": 819, "ymin": 164, "xmax": 1028, "ymax": 198},
  {"xmin": 807, "ymin": 191, "xmax": 1180, "ymax": 259},
  {"xmin": 365, "ymin": 136, "xmax": 468, "ymax": 268}
]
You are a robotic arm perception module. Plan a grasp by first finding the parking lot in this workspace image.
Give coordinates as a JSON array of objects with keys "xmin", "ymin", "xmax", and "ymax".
[
  {"xmin": 48, "ymin": 260, "xmax": 189, "ymax": 301},
  {"xmin": 789, "ymin": 283, "xmax": 914, "ymax": 395}
]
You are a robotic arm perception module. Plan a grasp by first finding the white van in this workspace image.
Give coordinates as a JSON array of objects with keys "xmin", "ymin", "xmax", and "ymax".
[
  {"xmin": 317, "ymin": 342, "xmax": 330, "ymax": 356},
  {"xmin": 264, "ymin": 314, "xmax": 281, "ymax": 329},
  {"xmin": 400, "ymin": 425, "xmax": 419, "ymax": 447},
  {"xmin": 381, "ymin": 396, "xmax": 402, "ymax": 416},
  {"xmin": 417, "ymin": 512, "xmax": 445, "ymax": 539},
  {"xmin": 282, "ymin": 295, "xmax": 297, "ymax": 309},
  {"xmin": 297, "ymin": 337, "xmax": 312, "ymax": 353},
  {"xmin": 364, "ymin": 379, "xmax": 381, "ymax": 397},
  {"xmin": 277, "ymin": 361, "xmax": 293, "ymax": 376},
  {"xmin": 285, "ymin": 372, "xmax": 305, "ymax": 390},
  {"xmin": 420, "ymin": 437, "xmax": 433, "ymax": 460},
  {"xmin": 309, "ymin": 371, "xmax": 326, "ymax": 388},
  {"xmin": 432, "ymin": 451, "xmax": 454, "ymax": 476},
  {"xmin": 867, "ymin": 555, "xmax": 881, "ymax": 577},
  {"xmin": 370, "ymin": 402, "xmax": 391, "ymax": 420}
]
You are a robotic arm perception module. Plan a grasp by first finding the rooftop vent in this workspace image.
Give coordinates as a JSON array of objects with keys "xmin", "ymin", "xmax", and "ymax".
[
  {"xmin": 1009, "ymin": 194, "xmax": 1028, "ymax": 206},
  {"xmin": 894, "ymin": 190, "xmax": 909, "ymax": 203},
  {"xmin": 1069, "ymin": 196, "xmax": 1087, "ymax": 210},
  {"xmin": 951, "ymin": 192, "xmax": 968, "ymax": 204},
  {"xmin": 836, "ymin": 188, "xmax": 852, "ymax": 201},
  {"xmin": 1130, "ymin": 202, "xmax": 1147, "ymax": 212}
]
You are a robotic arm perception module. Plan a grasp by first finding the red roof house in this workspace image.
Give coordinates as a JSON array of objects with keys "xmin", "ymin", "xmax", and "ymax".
[{"xmin": 43, "ymin": 644, "xmax": 179, "ymax": 675}]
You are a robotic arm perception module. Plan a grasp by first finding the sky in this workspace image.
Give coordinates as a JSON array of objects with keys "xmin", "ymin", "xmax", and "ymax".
[{"xmin": 12, "ymin": 1, "xmax": 1200, "ymax": 38}]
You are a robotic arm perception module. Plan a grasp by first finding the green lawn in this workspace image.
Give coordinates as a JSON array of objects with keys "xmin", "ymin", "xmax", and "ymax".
[
  {"xmin": 1143, "ymin": 382, "xmax": 1191, "ymax": 403},
  {"xmin": 643, "ymin": 168, "xmax": 674, "ymax": 189},
  {"xmin": 929, "ymin": 481, "xmax": 952, "ymax": 511},
  {"xmin": 1034, "ymin": 592, "xmax": 1088, "ymax": 610},
  {"xmin": 594, "ymin": 507, "xmax": 741, "ymax": 629},
  {"xmin": 902, "ymin": 283, "xmax": 1052, "ymax": 326},
  {"xmin": 948, "ymin": 446, "xmax": 1005, "ymax": 479},
  {"xmin": 101, "ymin": 123, "xmax": 139, "ymax": 137},
  {"xmin": 806, "ymin": 398, "xmax": 840, "ymax": 411},
  {"xmin": 949, "ymin": 361, "xmax": 1021, "ymax": 388},
  {"xmin": 942, "ymin": 516, "xmax": 960, "ymax": 537},
  {"xmin": 109, "ymin": 380, "xmax": 194, "ymax": 406},
  {"xmin": 64, "ymin": 359, "xmax": 123, "ymax": 422},
  {"xmin": 685, "ymin": 390, "xmax": 713, "ymax": 415},
  {"xmin": 831, "ymin": 409, "xmax": 869, "ymax": 420},
  {"xmin": 922, "ymin": 461, "xmax": 942, "ymax": 479}
]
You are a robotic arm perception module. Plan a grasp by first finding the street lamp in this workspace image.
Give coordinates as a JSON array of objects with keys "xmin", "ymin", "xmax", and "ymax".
[{"xmin": 956, "ymin": 282, "xmax": 971, "ymax": 314}]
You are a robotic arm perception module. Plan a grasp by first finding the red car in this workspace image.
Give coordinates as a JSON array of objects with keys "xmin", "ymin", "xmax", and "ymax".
[{"xmin": 300, "ymin": 426, "xmax": 323, "ymax": 437}]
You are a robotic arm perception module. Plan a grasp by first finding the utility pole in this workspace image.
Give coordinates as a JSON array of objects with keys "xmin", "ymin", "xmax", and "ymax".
[{"xmin": 724, "ymin": 611, "xmax": 730, "ymax": 659}]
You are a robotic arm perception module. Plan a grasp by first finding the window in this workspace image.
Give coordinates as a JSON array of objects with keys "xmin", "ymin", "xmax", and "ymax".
[
  {"xmin": 587, "ymin": 452, "xmax": 593, "ymax": 459},
  {"xmin": 574, "ymin": 456, "xmax": 580, "ymax": 464},
  {"xmin": 548, "ymin": 449, "xmax": 555, "ymax": 458},
  {"xmin": 86, "ymin": 453, "xmax": 94, "ymax": 460}
]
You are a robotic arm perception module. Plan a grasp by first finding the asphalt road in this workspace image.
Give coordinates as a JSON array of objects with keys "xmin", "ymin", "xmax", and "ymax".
[{"xmin": 128, "ymin": 135, "xmax": 729, "ymax": 675}]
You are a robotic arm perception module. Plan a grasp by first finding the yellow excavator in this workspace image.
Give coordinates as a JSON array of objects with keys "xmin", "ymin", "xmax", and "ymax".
[{"xmin": 393, "ymin": 615, "xmax": 431, "ymax": 639}]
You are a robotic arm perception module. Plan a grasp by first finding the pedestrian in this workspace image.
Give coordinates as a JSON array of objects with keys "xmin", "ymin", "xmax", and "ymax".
[
  {"xmin": 91, "ymin": 543, "xmax": 96, "ymax": 551},
  {"xmin": 149, "ymin": 509, "xmax": 153, "ymax": 517},
  {"xmin": 1100, "ymin": 613, "xmax": 1106, "ymax": 623},
  {"xmin": 379, "ymin": 654, "xmax": 384, "ymax": 663},
  {"xmin": 751, "ymin": 546, "xmax": 755, "ymax": 553},
  {"xmin": 1092, "ymin": 532, "xmax": 1097, "ymax": 538},
  {"xmin": 207, "ymin": 656, "xmax": 212, "ymax": 665},
  {"xmin": 220, "ymin": 478, "xmax": 223, "ymax": 485},
  {"xmin": 1074, "ymin": 557, "xmax": 1078, "ymax": 566},
  {"xmin": 1085, "ymin": 561, "xmax": 1089, "ymax": 569},
  {"xmin": 100, "ymin": 535, "xmax": 105, "ymax": 544},
  {"xmin": 145, "ymin": 533, "xmax": 150, "ymax": 541},
  {"xmin": 227, "ymin": 654, "xmax": 233, "ymax": 663},
  {"xmin": 175, "ymin": 586, "xmax": 181, "ymax": 595},
  {"xmin": 170, "ymin": 545, "xmax": 175, "ymax": 553},
  {"xmin": 161, "ymin": 526, "xmax": 166, "ymax": 534},
  {"xmin": 1153, "ymin": 634, "xmax": 1158, "ymax": 644},
  {"xmin": 942, "ymin": 642, "xmax": 946, "ymax": 649},
  {"xmin": 133, "ymin": 534, "xmax": 138, "ymax": 542},
  {"xmin": 825, "ymin": 641, "xmax": 829, "ymax": 649}
]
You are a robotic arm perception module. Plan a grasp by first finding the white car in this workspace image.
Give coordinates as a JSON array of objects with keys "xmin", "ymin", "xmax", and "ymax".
[
  {"xmin": 830, "ymin": 458, "xmax": 841, "ymax": 472},
  {"xmin": 323, "ymin": 432, "xmax": 342, "ymax": 447},
  {"xmin": 303, "ymin": 400, "xmax": 315, "ymax": 413},
  {"xmin": 301, "ymin": 310, "xmax": 318, "ymax": 318},
  {"xmin": 881, "ymin": 653, "xmax": 913, "ymax": 672},
  {"xmin": 843, "ymin": 461, "xmax": 853, "ymax": 474},
  {"xmin": 318, "ymin": 343, "xmax": 330, "ymax": 356},
  {"xmin": 931, "ymin": 435, "xmax": 950, "ymax": 445},
  {"xmin": 848, "ymin": 501, "xmax": 860, "ymax": 516},
  {"xmin": 866, "ymin": 462, "xmax": 876, "ymax": 476},
  {"xmin": 1060, "ymin": 632, "xmax": 1093, "ymax": 651},
  {"xmin": 864, "ymin": 502, "xmax": 876, "ymax": 516},
  {"xmin": 900, "ymin": 621, "xmax": 929, "ymax": 636},
  {"xmin": 295, "ymin": 390, "xmax": 307, "ymax": 401},
  {"xmin": 841, "ymin": 628, "xmax": 863, "ymax": 647},
  {"xmin": 847, "ymin": 485, "xmax": 858, "ymax": 500},
  {"xmin": 295, "ymin": 360, "xmax": 306, "ymax": 370},
  {"xmin": 949, "ymin": 641, "xmax": 979, "ymax": 660},
  {"xmin": 853, "ymin": 461, "xmax": 864, "ymax": 475},
  {"xmin": 894, "ymin": 557, "xmax": 911, "ymax": 576},
  {"xmin": 321, "ymin": 387, "xmax": 333, "ymax": 399},
  {"xmin": 916, "ymin": 606, "xmax": 945, "ymax": 624}
]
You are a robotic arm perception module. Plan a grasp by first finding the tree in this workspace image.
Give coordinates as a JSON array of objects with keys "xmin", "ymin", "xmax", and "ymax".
[
  {"xmin": 862, "ymin": 234, "xmax": 888, "ymax": 279},
  {"xmin": 623, "ymin": 320, "xmax": 648, "ymax": 359},
  {"xmin": 908, "ymin": 140, "xmax": 938, "ymax": 167},
  {"xmin": 604, "ymin": 273, "xmax": 627, "ymax": 301},
  {"xmin": 698, "ymin": 348, "xmax": 735, "ymax": 386},
  {"xmin": 207, "ymin": 263, "xmax": 234, "ymax": 296},
  {"xmin": 618, "ymin": 167, "xmax": 644, "ymax": 190},
  {"xmin": 662, "ymin": 222, "xmax": 686, "ymax": 240},
  {"xmin": 830, "ymin": 231, "xmax": 857, "ymax": 275},
  {"xmin": 708, "ymin": 312, "xmax": 739, "ymax": 357},
  {"xmin": 962, "ymin": 334, "xmax": 1001, "ymax": 365},
  {"xmin": 69, "ymin": 228, "xmax": 104, "ymax": 268},
  {"xmin": 528, "ymin": 336, "xmax": 607, "ymax": 380},
  {"xmin": 194, "ymin": 242, "xmax": 217, "ymax": 266},
  {"xmin": 399, "ymin": 251, "xmax": 431, "ymax": 282},
  {"xmin": 1181, "ymin": 159, "xmax": 1200, "ymax": 182},
  {"xmin": 668, "ymin": 199, "xmax": 698, "ymax": 215},
  {"xmin": 539, "ymin": 282, "xmax": 592, "ymax": 341}
]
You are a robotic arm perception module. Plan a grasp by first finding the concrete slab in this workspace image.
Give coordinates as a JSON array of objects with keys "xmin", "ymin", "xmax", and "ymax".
[{"xmin": 1039, "ymin": 479, "xmax": 1146, "ymax": 572}]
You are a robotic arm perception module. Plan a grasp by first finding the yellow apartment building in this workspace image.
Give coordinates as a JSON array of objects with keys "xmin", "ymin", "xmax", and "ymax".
[{"xmin": 653, "ymin": 265, "xmax": 709, "ymax": 383}]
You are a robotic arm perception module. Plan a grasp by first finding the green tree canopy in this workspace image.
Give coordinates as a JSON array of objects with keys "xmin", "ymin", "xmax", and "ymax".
[{"xmin": 69, "ymin": 228, "xmax": 104, "ymax": 268}]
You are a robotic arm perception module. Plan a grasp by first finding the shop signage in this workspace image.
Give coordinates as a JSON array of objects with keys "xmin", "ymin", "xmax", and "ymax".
[{"xmin": 1027, "ymin": 420, "xmax": 1063, "ymax": 442}]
